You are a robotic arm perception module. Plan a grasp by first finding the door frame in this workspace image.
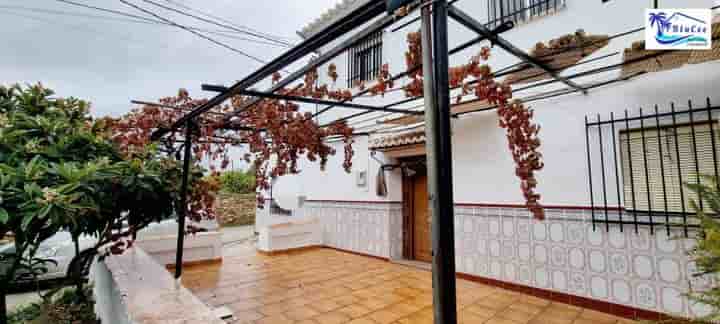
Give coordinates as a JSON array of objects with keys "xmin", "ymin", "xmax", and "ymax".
[{"xmin": 400, "ymin": 156, "xmax": 427, "ymax": 261}]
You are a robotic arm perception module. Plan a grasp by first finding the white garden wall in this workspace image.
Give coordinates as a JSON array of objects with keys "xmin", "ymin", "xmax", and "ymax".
[{"xmin": 91, "ymin": 248, "xmax": 224, "ymax": 324}]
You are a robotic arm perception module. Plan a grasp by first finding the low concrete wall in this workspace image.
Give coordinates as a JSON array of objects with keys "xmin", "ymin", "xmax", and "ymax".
[
  {"xmin": 135, "ymin": 231, "xmax": 222, "ymax": 266},
  {"xmin": 91, "ymin": 247, "xmax": 224, "ymax": 324},
  {"xmin": 257, "ymin": 216, "xmax": 322, "ymax": 253}
]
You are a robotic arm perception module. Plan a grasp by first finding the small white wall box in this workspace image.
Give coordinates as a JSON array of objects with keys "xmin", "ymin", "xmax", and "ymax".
[
  {"xmin": 356, "ymin": 170, "xmax": 367, "ymax": 187},
  {"xmin": 257, "ymin": 217, "xmax": 322, "ymax": 253}
]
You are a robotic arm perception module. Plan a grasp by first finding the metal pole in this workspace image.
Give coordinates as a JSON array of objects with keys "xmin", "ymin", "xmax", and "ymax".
[
  {"xmin": 688, "ymin": 100, "xmax": 704, "ymax": 212},
  {"xmin": 654, "ymin": 106, "xmax": 670, "ymax": 235},
  {"xmin": 597, "ymin": 114, "xmax": 610, "ymax": 232},
  {"xmin": 639, "ymin": 108, "xmax": 655, "ymax": 235},
  {"xmin": 234, "ymin": 89, "xmax": 423, "ymax": 115},
  {"xmin": 610, "ymin": 112, "xmax": 624, "ymax": 232},
  {"xmin": 585, "ymin": 116, "xmax": 596, "ymax": 231},
  {"xmin": 706, "ymin": 98, "xmax": 719, "ymax": 190},
  {"xmin": 670, "ymin": 103, "xmax": 689, "ymax": 237},
  {"xmin": 625, "ymin": 110, "xmax": 640, "ymax": 233},
  {"xmin": 175, "ymin": 120, "xmax": 193, "ymax": 279},
  {"xmin": 422, "ymin": 2, "xmax": 458, "ymax": 323}
]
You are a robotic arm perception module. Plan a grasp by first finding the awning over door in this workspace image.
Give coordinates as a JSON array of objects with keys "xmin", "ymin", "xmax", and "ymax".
[{"xmin": 369, "ymin": 128, "xmax": 426, "ymax": 150}]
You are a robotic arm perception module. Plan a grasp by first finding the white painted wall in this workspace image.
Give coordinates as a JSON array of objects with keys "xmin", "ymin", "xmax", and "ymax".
[
  {"xmin": 284, "ymin": 0, "xmax": 720, "ymax": 207},
  {"xmin": 271, "ymin": 135, "xmax": 404, "ymax": 203},
  {"xmin": 453, "ymin": 62, "xmax": 720, "ymax": 206}
]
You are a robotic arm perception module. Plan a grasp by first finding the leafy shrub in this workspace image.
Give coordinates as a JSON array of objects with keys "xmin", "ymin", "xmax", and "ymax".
[
  {"xmin": 9, "ymin": 286, "xmax": 97, "ymax": 324},
  {"xmin": 0, "ymin": 84, "xmax": 218, "ymax": 322},
  {"xmin": 218, "ymin": 170, "xmax": 255, "ymax": 194}
]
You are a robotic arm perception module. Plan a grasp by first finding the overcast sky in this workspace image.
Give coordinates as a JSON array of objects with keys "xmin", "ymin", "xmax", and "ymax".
[{"xmin": 1, "ymin": 0, "xmax": 339, "ymax": 118}]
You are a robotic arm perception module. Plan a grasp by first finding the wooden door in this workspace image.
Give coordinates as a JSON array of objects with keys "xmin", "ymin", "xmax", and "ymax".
[{"xmin": 412, "ymin": 175, "xmax": 432, "ymax": 263}]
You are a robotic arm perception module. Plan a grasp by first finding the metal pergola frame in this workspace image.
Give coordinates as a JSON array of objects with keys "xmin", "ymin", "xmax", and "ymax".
[{"xmin": 145, "ymin": 1, "xmax": 654, "ymax": 323}]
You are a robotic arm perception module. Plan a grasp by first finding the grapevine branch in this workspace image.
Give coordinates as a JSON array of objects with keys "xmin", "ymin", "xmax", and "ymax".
[{"xmin": 112, "ymin": 29, "xmax": 545, "ymax": 219}]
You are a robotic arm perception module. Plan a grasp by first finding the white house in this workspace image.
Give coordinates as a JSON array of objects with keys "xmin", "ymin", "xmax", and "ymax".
[{"xmin": 257, "ymin": 0, "xmax": 720, "ymax": 320}]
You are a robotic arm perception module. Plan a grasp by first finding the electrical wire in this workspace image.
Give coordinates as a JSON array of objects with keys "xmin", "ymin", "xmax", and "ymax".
[
  {"xmin": 139, "ymin": 0, "xmax": 293, "ymax": 48},
  {"xmin": 0, "ymin": 10, "xmax": 161, "ymax": 47},
  {"xmin": 161, "ymin": 0, "xmax": 295, "ymax": 44},
  {"xmin": 119, "ymin": 0, "xmax": 268, "ymax": 64},
  {"xmin": 49, "ymin": 1, "xmax": 286, "ymax": 47},
  {"xmin": 0, "ymin": 4, "xmax": 156, "ymax": 24}
]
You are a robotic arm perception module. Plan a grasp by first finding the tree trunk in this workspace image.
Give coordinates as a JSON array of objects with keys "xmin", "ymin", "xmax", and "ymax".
[
  {"xmin": 1, "ymin": 285, "xmax": 8, "ymax": 324},
  {"xmin": 72, "ymin": 234, "xmax": 85, "ymax": 301}
]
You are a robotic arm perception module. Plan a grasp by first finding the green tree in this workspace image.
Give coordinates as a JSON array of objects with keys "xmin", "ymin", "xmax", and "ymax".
[
  {"xmin": 218, "ymin": 169, "xmax": 256, "ymax": 194},
  {"xmin": 0, "ymin": 84, "xmax": 208, "ymax": 324}
]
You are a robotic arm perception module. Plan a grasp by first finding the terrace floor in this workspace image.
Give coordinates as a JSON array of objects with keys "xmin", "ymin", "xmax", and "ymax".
[{"xmin": 181, "ymin": 244, "xmax": 637, "ymax": 324}]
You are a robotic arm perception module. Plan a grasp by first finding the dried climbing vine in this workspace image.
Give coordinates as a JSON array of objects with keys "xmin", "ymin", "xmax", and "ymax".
[
  {"xmin": 401, "ymin": 31, "xmax": 545, "ymax": 219},
  {"xmin": 111, "ymin": 28, "xmax": 545, "ymax": 220}
]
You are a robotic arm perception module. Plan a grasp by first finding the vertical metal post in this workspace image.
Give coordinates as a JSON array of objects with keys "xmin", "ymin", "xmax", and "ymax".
[
  {"xmin": 499, "ymin": 0, "xmax": 505, "ymax": 24},
  {"xmin": 597, "ymin": 114, "xmax": 610, "ymax": 231},
  {"xmin": 585, "ymin": 116, "xmax": 596, "ymax": 231},
  {"xmin": 670, "ymin": 104, "xmax": 688, "ymax": 237},
  {"xmin": 175, "ymin": 120, "xmax": 193, "ymax": 280},
  {"xmin": 654, "ymin": 106, "xmax": 670, "ymax": 235},
  {"xmin": 689, "ymin": 100, "xmax": 704, "ymax": 212},
  {"xmin": 422, "ymin": 2, "xmax": 458, "ymax": 323},
  {"xmin": 625, "ymin": 110, "xmax": 639, "ymax": 233},
  {"xmin": 488, "ymin": 0, "xmax": 494, "ymax": 27},
  {"xmin": 639, "ymin": 108, "xmax": 655, "ymax": 234},
  {"xmin": 610, "ymin": 112, "xmax": 623, "ymax": 232},
  {"xmin": 706, "ymin": 97, "xmax": 719, "ymax": 190}
]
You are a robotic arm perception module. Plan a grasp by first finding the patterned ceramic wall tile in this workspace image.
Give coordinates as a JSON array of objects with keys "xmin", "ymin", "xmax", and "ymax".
[
  {"xmin": 455, "ymin": 206, "xmax": 699, "ymax": 317},
  {"xmin": 302, "ymin": 201, "xmax": 399, "ymax": 259},
  {"xmin": 304, "ymin": 202, "xmax": 703, "ymax": 317}
]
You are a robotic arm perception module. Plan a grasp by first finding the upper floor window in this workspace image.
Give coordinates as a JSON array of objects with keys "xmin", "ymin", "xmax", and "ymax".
[
  {"xmin": 487, "ymin": 0, "xmax": 566, "ymax": 29},
  {"xmin": 347, "ymin": 30, "xmax": 383, "ymax": 88}
]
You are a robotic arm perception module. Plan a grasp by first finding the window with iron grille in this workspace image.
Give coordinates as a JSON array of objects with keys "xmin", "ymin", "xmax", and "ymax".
[
  {"xmin": 584, "ymin": 99, "xmax": 720, "ymax": 236},
  {"xmin": 486, "ymin": 0, "xmax": 565, "ymax": 29},
  {"xmin": 347, "ymin": 30, "xmax": 383, "ymax": 88}
]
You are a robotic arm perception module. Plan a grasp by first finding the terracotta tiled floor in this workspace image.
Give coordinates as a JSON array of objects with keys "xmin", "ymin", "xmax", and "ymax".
[{"xmin": 181, "ymin": 245, "xmax": 637, "ymax": 324}]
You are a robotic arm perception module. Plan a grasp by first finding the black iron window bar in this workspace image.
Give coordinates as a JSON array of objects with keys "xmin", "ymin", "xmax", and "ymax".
[
  {"xmin": 487, "ymin": 0, "xmax": 564, "ymax": 29},
  {"xmin": 585, "ymin": 98, "xmax": 720, "ymax": 237},
  {"xmin": 347, "ymin": 30, "xmax": 384, "ymax": 88}
]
